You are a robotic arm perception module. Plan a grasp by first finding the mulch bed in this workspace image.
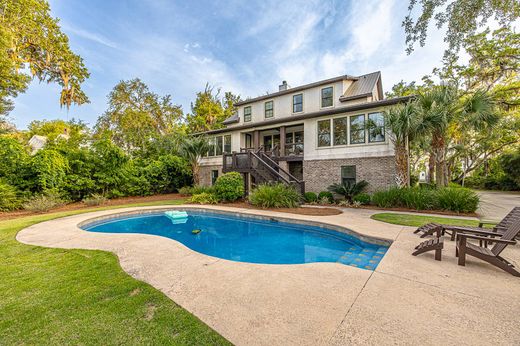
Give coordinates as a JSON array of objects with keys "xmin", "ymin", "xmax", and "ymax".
[
  {"xmin": 0, "ymin": 193, "xmax": 186, "ymax": 221},
  {"xmin": 221, "ymin": 202, "xmax": 343, "ymax": 216}
]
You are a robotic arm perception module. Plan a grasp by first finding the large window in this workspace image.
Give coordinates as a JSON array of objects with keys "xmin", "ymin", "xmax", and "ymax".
[
  {"xmin": 341, "ymin": 166, "xmax": 356, "ymax": 185},
  {"xmin": 350, "ymin": 114, "xmax": 365, "ymax": 144},
  {"xmin": 321, "ymin": 86, "xmax": 333, "ymax": 108},
  {"xmin": 224, "ymin": 135, "xmax": 231, "ymax": 153},
  {"xmin": 368, "ymin": 112, "xmax": 385, "ymax": 143},
  {"xmin": 317, "ymin": 120, "xmax": 331, "ymax": 147},
  {"xmin": 244, "ymin": 106, "xmax": 252, "ymax": 122},
  {"xmin": 264, "ymin": 101, "xmax": 273, "ymax": 118},
  {"xmin": 293, "ymin": 94, "xmax": 303, "ymax": 113},
  {"xmin": 333, "ymin": 117, "xmax": 348, "ymax": 146},
  {"xmin": 215, "ymin": 136, "xmax": 223, "ymax": 155},
  {"xmin": 207, "ymin": 135, "xmax": 231, "ymax": 156}
]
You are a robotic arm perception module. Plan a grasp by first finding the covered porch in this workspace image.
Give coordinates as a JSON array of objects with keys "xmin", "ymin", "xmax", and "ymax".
[{"xmin": 242, "ymin": 124, "xmax": 304, "ymax": 162}]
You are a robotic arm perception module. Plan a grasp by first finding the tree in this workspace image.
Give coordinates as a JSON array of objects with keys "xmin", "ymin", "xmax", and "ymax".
[
  {"xmin": 417, "ymin": 85, "xmax": 499, "ymax": 187},
  {"xmin": 0, "ymin": 0, "xmax": 90, "ymax": 112},
  {"xmin": 28, "ymin": 118, "xmax": 89, "ymax": 144},
  {"xmin": 95, "ymin": 79, "xmax": 184, "ymax": 153},
  {"xmin": 185, "ymin": 84, "xmax": 241, "ymax": 133},
  {"xmin": 403, "ymin": 0, "xmax": 520, "ymax": 57},
  {"xmin": 385, "ymin": 102, "xmax": 427, "ymax": 187},
  {"xmin": 180, "ymin": 136, "xmax": 209, "ymax": 186}
]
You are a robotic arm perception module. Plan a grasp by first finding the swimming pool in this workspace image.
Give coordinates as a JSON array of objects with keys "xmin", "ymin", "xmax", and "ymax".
[{"xmin": 82, "ymin": 210, "xmax": 389, "ymax": 270}]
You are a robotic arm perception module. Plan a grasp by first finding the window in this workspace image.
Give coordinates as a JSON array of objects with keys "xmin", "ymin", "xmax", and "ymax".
[
  {"xmin": 208, "ymin": 137, "xmax": 216, "ymax": 156},
  {"xmin": 317, "ymin": 120, "xmax": 331, "ymax": 147},
  {"xmin": 224, "ymin": 135, "xmax": 231, "ymax": 153},
  {"xmin": 333, "ymin": 117, "xmax": 348, "ymax": 146},
  {"xmin": 211, "ymin": 170, "xmax": 219, "ymax": 185},
  {"xmin": 207, "ymin": 135, "xmax": 229, "ymax": 156},
  {"xmin": 368, "ymin": 112, "xmax": 385, "ymax": 143},
  {"xmin": 293, "ymin": 94, "xmax": 303, "ymax": 113},
  {"xmin": 341, "ymin": 166, "xmax": 356, "ymax": 186},
  {"xmin": 215, "ymin": 136, "xmax": 223, "ymax": 155},
  {"xmin": 264, "ymin": 101, "xmax": 274, "ymax": 118},
  {"xmin": 350, "ymin": 114, "xmax": 365, "ymax": 144},
  {"xmin": 321, "ymin": 87, "xmax": 333, "ymax": 108},
  {"xmin": 244, "ymin": 106, "xmax": 252, "ymax": 122}
]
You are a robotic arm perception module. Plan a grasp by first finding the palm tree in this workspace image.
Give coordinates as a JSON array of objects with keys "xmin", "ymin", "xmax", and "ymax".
[
  {"xmin": 327, "ymin": 180, "xmax": 369, "ymax": 202},
  {"xmin": 385, "ymin": 102, "xmax": 427, "ymax": 187},
  {"xmin": 180, "ymin": 136, "xmax": 209, "ymax": 186},
  {"xmin": 417, "ymin": 85, "xmax": 498, "ymax": 187}
]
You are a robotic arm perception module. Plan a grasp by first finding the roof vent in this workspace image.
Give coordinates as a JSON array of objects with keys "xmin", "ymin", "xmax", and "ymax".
[{"xmin": 279, "ymin": 80, "xmax": 289, "ymax": 91}]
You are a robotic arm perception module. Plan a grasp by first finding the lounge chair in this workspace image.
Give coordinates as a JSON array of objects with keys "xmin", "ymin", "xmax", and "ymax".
[
  {"xmin": 414, "ymin": 207, "xmax": 520, "ymax": 240},
  {"xmin": 456, "ymin": 219, "xmax": 520, "ymax": 277}
]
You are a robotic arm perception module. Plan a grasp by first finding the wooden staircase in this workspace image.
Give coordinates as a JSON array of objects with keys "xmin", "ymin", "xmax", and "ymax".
[{"xmin": 222, "ymin": 148, "xmax": 305, "ymax": 194}]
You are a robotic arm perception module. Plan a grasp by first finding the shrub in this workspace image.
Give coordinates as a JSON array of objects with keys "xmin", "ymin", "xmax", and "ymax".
[
  {"xmin": 303, "ymin": 192, "xmax": 318, "ymax": 203},
  {"xmin": 436, "ymin": 187, "xmax": 479, "ymax": 213},
  {"xmin": 191, "ymin": 185, "xmax": 215, "ymax": 195},
  {"xmin": 249, "ymin": 183, "xmax": 301, "ymax": 208},
  {"xmin": 83, "ymin": 193, "xmax": 107, "ymax": 206},
  {"xmin": 214, "ymin": 172, "xmax": 244, "ymax": 202},
  {"xmin": 318, "ymin": 191, "xmax": 334, "ymax": 203},
  {"xmin": 371, "ymin": 187, "xmax": 402, "ymax": 208},
  {"xmin": 23, "ymin": 193, "xmax": 64, "ymax": 212},
  {"xmin": 327, "ymin": 180, "xmax": 369, "ymax": 202},
  {"xmin": 352, "ymin": 193, "xmax": 371, "ymax": 205},
  {"xmin": 399, "ymin": 187, "xmax": 437, "ymax": 210},
  {"xmin": 178, "ymin": 186, "xmax": 193, "ymax": 196},
  {"xmin": 337, "ymin": 200, "xmax": 351, "ymax": 207},
  {"xmin": 190, "ymin": 192, "xmax": 219, "ymax": 204},
  {"xmin": 319, "ymin": 196, "xmax": 331, "ymax": 205},
  {"xmin": 0, "ymin": 182, "xmax": 22, "ymax": 211}
]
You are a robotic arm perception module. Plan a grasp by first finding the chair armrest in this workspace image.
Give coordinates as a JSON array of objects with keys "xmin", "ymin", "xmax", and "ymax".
[
  {"xmin": 457, "ymin": 233, "xmax": 517, "ymax": 244},
  {"xmin": 447, "ymin": 227, "xmax": 501, "ymax": 237}
]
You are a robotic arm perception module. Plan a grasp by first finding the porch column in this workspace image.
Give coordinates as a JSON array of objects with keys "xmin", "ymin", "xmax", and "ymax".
[
  {"xmin": 253, "ymin": 130, "xmax": 260, "ymax": 149},
  {"xmin": 279, "ymin": 126, "xmax": 286, "ymax": 157}
]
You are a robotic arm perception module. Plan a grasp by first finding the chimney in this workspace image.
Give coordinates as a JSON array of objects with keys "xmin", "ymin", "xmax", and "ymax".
[{"xmin": 279, "ymin": 80, "xmax": 289, "ymax": 91}]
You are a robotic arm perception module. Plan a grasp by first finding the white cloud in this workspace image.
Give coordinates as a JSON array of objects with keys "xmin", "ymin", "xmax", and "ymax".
[{"xmin": 62, "ymin": 23, "xmax": 118, "ymax": 49}]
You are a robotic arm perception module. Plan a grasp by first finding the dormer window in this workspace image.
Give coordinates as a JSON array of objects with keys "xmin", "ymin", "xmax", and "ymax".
[
  {"xmin": 264, "ymin": 101, "xmax": 273, "ymax": 118},
  {"xmin": 293, "ymin": 94, "xmax": 303, "ymax": 113},
  {"xmin": 321, "ymin": 86, "xmax": 333, "ymax": 108},
  {"xmin": 244, "ymin": 106, "xmax": 252, "ymax": 122}
]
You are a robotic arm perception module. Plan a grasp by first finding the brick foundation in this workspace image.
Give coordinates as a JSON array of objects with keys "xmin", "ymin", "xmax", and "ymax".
[
  {"xmin": 303, "ymin": 156, "xmax": 396, "ymax": 193},
  {"xmin": 199, "ymin": 165, "xmax": 223, "ymax": 186}
]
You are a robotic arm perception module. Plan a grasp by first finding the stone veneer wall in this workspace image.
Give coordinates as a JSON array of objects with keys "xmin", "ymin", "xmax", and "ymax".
[
  {"xmin": 303, "ymin": 156, "xmax": 396, "ymax": 193},
  {"xmin": 199, "ymin": 165, "xmax": 223, "ymax": 186}
]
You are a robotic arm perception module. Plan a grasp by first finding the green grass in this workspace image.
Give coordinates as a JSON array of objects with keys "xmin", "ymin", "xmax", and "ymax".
[
  {"xmin": 0, "ymin": 198, "xmax": 231, "ymax": 345},
  {"xmin": 370, "ymin": 212, "xmax": 487, "ymax": 228}
]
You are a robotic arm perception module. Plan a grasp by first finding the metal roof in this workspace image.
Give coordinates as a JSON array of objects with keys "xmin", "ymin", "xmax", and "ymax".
[{"xmin": 340, "ymin": 71, "xmax": 381, "ymax": 102}]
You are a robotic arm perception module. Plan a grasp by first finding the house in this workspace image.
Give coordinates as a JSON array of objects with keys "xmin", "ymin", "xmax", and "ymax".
[
  {"xmin": 28, "ymin": 129, "xmax": 70, "ymax": 155},
  {"xmin": 198, "ymin": 71, "xmax": 411, "ymax": 193}
]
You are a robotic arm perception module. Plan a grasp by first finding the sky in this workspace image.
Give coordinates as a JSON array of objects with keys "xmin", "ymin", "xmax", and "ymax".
[{"xmin": 11, "ymin": 0, "xmax": 449, "ymax": 130}]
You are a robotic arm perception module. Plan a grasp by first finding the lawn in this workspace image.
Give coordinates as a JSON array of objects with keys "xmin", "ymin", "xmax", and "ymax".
[
  {"xmin": 0, "ymin": 198, "xmax": 231, "ymax": 345},
  {"xmin": 370, "ymin": 212, "xmax": 489, "ymax": 228}
]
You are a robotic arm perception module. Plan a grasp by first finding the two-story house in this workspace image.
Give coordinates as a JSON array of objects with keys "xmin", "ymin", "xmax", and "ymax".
[{"xmin": 198, "ymin": 71, "xmax": 410, "ymax": 194}]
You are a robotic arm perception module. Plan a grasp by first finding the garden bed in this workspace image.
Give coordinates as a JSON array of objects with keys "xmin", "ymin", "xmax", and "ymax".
[
  {"xmin": 0, "ymin": 194, "xmax": 186, "ymax": 221},
  {"xmin": 216, "ymin": 202, "xmax": 343, "ymax": 216}
]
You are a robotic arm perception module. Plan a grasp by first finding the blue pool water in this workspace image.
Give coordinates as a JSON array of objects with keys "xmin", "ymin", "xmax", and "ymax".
[{"xmin": 82, "ymin": 211, "xmax": 388, "ymax": 270}]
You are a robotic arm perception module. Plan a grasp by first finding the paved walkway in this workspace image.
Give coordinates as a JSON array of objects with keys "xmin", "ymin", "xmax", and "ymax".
[
  {"xmin": 477, "ymin": 190, "xmax": 520, "ymax": 221},
  {"xmin": 17, "ymin": 206, "xmax": 520, "ymax": 345}
]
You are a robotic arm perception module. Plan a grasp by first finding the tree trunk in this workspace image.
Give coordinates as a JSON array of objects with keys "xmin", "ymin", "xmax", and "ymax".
[
  {"xmin": 192, "ymin": 163, "xmax": 200, "ymax": 186},
  {"xmin": 432, "ymin": 133, "xmax": 447, "ymax": 187},
  {"xmin": 394, "ymin": 143, "xmax": 408, "ymax": 188},
  {"xmin": 428, "ymin": 152, "xmax": 435, "ymax": 184}
]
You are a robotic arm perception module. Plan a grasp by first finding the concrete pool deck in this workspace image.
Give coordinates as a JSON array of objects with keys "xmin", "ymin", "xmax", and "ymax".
[{"xmin": 16, "ymin": 205, "xmax": 520, "ymax": 345}]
